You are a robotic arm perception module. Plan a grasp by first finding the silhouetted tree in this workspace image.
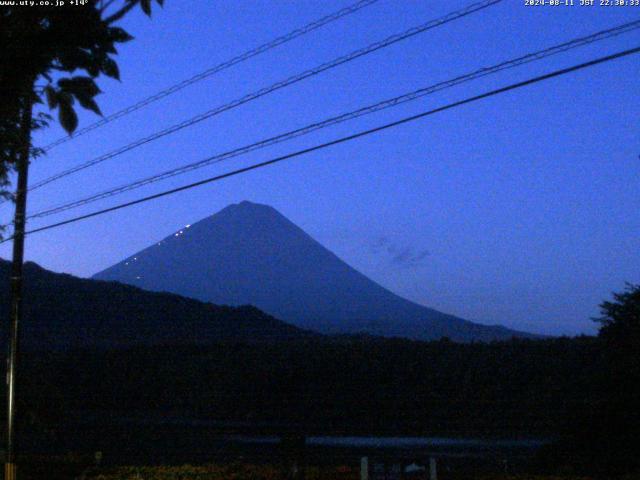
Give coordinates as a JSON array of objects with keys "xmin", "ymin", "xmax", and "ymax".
[
  {"xmin": 593, "ymin": 284, "xmax": 640, "ymax": 473},
  {"xmin": 551, "ymin": 284, "xmax": 640, "ymax": 476},
  {"xmin": 0, "ymin": 5, "xmax": 165, "ymax": 470},
  {"xmin": 0, "ymin": 0, "xmax": 164, "ymax": 205},
  {"xmin": 596, "ymin": 283, "xmax": 640, "ymax": 347}
]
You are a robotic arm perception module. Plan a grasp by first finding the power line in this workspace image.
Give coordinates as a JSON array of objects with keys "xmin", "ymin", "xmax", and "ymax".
[
  {"xmin": 26, "ymin": 0, "xmax": 503, "ymax": 193},
  {"xmin": 26, "ymin": 19, "xmax": 640, "ymax": 220},
  {"xmin": 40, "ymin": 0, "xmax": 382, "ymax": 152},
  {"xmin": 3, "ymin": 45, "xmax": 636, "ymax": 244}
]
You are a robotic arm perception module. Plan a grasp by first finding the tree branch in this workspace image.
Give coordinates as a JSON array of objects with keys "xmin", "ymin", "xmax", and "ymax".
[{"xmin": 104, "ymin": 0, "xmax": 138, "ymax": 24}]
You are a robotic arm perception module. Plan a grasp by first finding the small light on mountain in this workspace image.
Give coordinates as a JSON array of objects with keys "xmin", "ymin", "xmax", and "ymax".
[
  {"xmin": 175, "ymin": 233, "xmax": 179, "ymax": 237},
  {"xmin": 185, "ymin": 224, "xmax": 191, "ymax": 228},
  {"xmin": 179, "ymin": 230, "xmax": 183, "ymax": 234}
]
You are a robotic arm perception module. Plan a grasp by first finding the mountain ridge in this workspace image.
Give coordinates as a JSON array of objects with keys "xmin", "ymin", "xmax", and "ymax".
[
  {"xmin": 0, "ymin": 258, "xmax": 313, "ymax": 350},
  {"xmin": 94, "ymin": 201, "xmax": 534, "ymax": 342}
]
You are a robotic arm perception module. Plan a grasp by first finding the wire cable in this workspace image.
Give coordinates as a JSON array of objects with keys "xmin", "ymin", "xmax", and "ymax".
[
  {"xmin": 2, "ymin": 44, "xmax": 635, "ymax": 244},
  {"xmin": 26, "ymin": 19, "xmax": 640, "ymax": 220},
  {"xmin": 40, "ymin": 0, "xmax": 382, "ymax": 152},
  {"xmin": 26, "ymin": 0, "xmax": 503, "ymax": 193}
]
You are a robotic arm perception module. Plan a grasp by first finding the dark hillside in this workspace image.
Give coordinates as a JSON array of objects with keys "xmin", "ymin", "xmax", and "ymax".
[{"xmin": 0, "ymin": 259, "xmax": 312, "ymax": 350}]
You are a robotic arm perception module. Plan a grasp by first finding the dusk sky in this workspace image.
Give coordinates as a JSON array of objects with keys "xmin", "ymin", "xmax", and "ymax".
[{"xmin": 1, "ymin": 0, "xmax": 638, "ymax": 336}]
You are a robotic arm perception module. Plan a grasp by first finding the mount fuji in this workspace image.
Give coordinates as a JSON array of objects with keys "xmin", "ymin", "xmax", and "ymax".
[{"xmin": 93, "ymin": 201, "xmax": 531, "ymax": 342}]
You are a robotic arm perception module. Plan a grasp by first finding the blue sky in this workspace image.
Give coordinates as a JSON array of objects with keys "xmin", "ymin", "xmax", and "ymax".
[{"xmin": 2, "ymin": 0, "xmax": 638, "ymax": 335}]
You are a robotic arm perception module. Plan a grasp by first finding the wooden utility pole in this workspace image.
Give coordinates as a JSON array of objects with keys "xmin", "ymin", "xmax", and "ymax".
[{"xmin": 5, "ymin": 88, "xmax": 34, "ymax": 480}]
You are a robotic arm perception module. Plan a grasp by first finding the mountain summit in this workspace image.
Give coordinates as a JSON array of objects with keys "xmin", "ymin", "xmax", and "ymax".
[{"xmin": 94, "ymin": 201, "xmax": 530, "ymax": 341}]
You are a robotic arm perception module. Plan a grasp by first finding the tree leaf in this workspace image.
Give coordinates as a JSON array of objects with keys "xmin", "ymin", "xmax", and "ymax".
[
  {"xmin": 59, "ymin": 76, "xmax": 101, "ymax": 97},
  {"xmin": 58, "ymin": 77, "xmax": 103, "ymax": 116},
  {"xmin": 76, "ymin": 95, "xmax": 103, "ymax": 116},
  {"xmin": 76, "ymin": 77, "xmax": 101, "ymax": 96},
  {"xmin": 101, "ymin": 58, "xmax": 120, "ymax": 80},
  {"xmin": 44, "ymin": 86, "xmax": 58, "ymax": 109},
  {"xmin": 108, "ymin": 26, "xmax": 134, "ymax": 43},
  {"xmin": 58, "ymin": 91, "xmax": 75, "ymax": 106},
  {"xmin": 140, "ymin": 0, "xmax": 152, "ymax": 16},
  {"xmin": 56, "ymin": 48, "xmax": 99, "ymax": 75},
  {"xmin": 58, "ymin": 101, "xmax": 78, "ymax": 134}
]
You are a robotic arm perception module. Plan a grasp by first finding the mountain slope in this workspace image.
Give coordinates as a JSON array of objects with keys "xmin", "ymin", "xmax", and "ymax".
[
  {"xmin": 0, "ymin": 258, "xmax": 311, "ymax": 350},
  {"xmin": 93, "ymin": 201, "xmax": 531, "ymax": 342}
]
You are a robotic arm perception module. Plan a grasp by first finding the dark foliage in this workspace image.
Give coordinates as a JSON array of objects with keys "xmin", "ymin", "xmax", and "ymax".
[
  {"xmin": 543, "ymin": 284, "xmax": 640, "ymax": 476},
  {"xmin": 4, "ymin": 337, "xmax": 599, "ymax": 438},
  {"xmin": 596, "ymin": 283, "xmax": 640, "ymax": 346},
  {"xmin": 0, "ymin": 0, "xmax": 163, "ymax": 201}
]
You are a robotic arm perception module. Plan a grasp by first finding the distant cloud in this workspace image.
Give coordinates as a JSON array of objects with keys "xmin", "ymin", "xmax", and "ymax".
[
  {"xmin": 390, "ymin": 247, "xmax": 430, "ymax": 267},
  {"xmin": 369, "ymin": 236, "xmax": 430, "ymax": 268}
]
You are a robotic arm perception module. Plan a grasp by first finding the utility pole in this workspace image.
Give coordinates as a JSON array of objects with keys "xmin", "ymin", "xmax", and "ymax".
[{"xmin": 5, "ymin": 88, "xmax": 34, "ymax": 480}]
